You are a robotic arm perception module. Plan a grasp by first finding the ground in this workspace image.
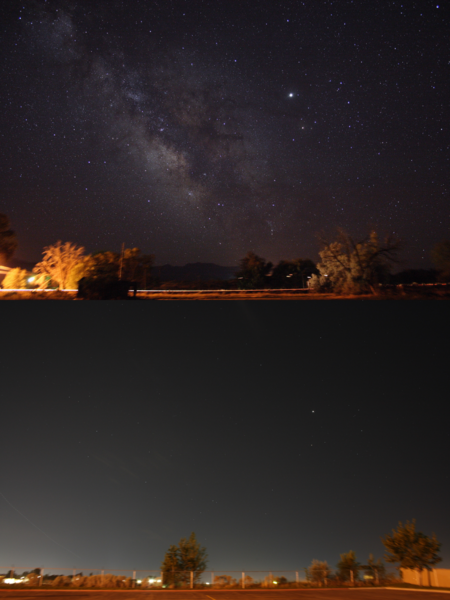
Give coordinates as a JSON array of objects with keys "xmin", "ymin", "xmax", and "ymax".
[{"xmin": 1, "ymin": 590, "xmax": 450, "ymax": 600}]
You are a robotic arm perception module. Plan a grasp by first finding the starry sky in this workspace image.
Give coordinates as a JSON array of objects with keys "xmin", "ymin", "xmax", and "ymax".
[
  {"xmin": 1, "ymin": 0, "xmax": 448, "ymax": 268},
  {"xmin": 1, "ymin": 302, "xmax": 449, "ymax": 574}
]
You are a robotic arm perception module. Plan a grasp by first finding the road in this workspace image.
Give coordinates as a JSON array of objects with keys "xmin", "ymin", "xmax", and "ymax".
[{"xmin": 0, "ymin": 589, "xmax": 449, "ymax": 600}]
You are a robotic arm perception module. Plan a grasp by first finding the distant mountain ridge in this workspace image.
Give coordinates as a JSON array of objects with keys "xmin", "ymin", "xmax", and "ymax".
[{"xmin": 153, "ymin": 262, "xmax": 238, "ymax": 281}]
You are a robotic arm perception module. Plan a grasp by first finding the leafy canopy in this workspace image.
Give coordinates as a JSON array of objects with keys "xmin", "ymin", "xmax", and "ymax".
[
  {"xmin": 236, "ymin": 251, "xmax": 272, "ymax": 288},
  {"xmin": 0, "ymin": 213, "xmax": 18, "ymax": 263},
  {"xmin": 381, "ymin": 519, "xmax": 441, "ymax": 573},
  {"xmin": 336, "ymin": 550, "xmax": 361, "ymax": 581},
  {"xmin": 161, "ymin": 532, "xmax": 207, "ymax": 586},
  {"xmin": 34, "ymin": 241, "xmax": 85, "ymax": 289},
  {"xmin": 312, "ymin": 229, "xmax": 400, "ymax": 294},
  {"xmin": 306, "ymin": 560, "xmax": 332, "ymax": 585},
  {"xmin": 271, "ymin": 258, "xmax": 318, "ymax": 287},
  {"xmin": 431, "ymin": 240, "xmax": 450, "ymax": 281},
  {"xmin": 361, "ymin": 554, "xmax": 385, "ymax": 583},
  {"xmin": 2, "ymin": 268, "xmax": 28, "ymax": 289},
  {"xmin": 84, "ymin": 248, "xmax": 154, "ymax": 287}
]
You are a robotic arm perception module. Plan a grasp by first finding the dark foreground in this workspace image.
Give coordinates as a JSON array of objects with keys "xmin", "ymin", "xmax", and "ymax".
[{"xmin": 1, "ymin": 589, "xmax": 449, "ymax": 600}]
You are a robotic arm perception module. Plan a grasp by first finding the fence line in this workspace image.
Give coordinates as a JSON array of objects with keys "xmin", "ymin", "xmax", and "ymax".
[{"xmin": 1, "ymin": 568, "xmax": 306, "ymax": 589}]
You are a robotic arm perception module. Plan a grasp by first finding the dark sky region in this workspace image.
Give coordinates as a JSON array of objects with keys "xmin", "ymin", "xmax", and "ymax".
[
  {"xmin": 1, "ymin": 302, "xmax": 449, "ymax": 575},
  {"xmin": 0, "ymin": 0, "xmax": 449, "ymax": 269}
]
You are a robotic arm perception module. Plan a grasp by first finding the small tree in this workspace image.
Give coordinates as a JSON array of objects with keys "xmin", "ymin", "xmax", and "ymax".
[
  {"xmin": 177, "ymin": 532, "xmax": 208, "ymax": 585},
  {"xmin": 361, "ymin": 554, "xmax": 385, "ymax": 584},
  {"xmin": 161, "ymin": 544, "xmax": 181, "ymax": 587},
  {"xmin": 238, "ymin": 575, "xmax": 254, "ymax": 587},
  {"xmin": 2, "ymin": 267, "xmax": 28, "ymax": 289},
  {"xmin": 431, "ymin": 240, "xmax": 450, "ymax": 281},
  {"xmin": 214, "ymin": 575, "xmax": 237, "ymax": 588},
  {"xmin": 34, "ymin": 241, "xmax": 85, "ymax": 289},
  {"xmin": 0, "ymin": 213, "xmax": 18, "ymax": 263},
  {"xmin": 161, "ymin": 533, "xmax": 207, "ymax": 587},
  {"xmin": 271, "ymin": 259, "xmax": 318, "ymax": 288},
  {"xmin": 84, "ymin": 248, "xmax": 154, "ymax": 287},
  {"xmin": 121, "ymin": 248, "xmax": 154, "ymax": 286},
  {"xmin": 336, "ymin": 551, "xmax": 361, "ymax": 584},
  {"xmin": 306, "ymin": 560, "xmax": 332, "ymax": 586},
  {"xmin": 52, "ymin": 576, "xmax": 72, "ymax": 587},
  {"xmin": 315, "ymin": 229, "xmax": 400, "ymax": 294},
  {"xmin": 381, "ymin": 520, "xmax": 441, "ymax": 586},
  {"xmin": 236, "ymin": 251, "xmax": 272, "ymax": 288}
]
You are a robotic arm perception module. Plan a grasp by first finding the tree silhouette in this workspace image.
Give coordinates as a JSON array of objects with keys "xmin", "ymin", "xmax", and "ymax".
[
  {"xmin": 236, "ymin": 251, "xmax": 272, "ymax": 288},
  {"xmin": 0, "ymin": 213, "xmax": 18, "ymax": 263},
  {"xmin": 336, "ymin": 550, "xmax": 361, "ymax": 583},
  {"xmin": 431, "ymin": 240, "xmax": 450, "ymax": 281},
  {"xmin": 306, "ymin": 560, "xmax": 332, "ymax": 586},
  {"xmin": 381, "ymin": 520, "xmax": 441, "ymax": 585},
  {"xmin": 161, "ymin": 533, "xmax": 207, "ymax": 587}
]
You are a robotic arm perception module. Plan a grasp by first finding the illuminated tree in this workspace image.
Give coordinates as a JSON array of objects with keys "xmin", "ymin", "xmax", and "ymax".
[
  {"xmin": 311, "ymin": 229, "xmax": 400, "ymax": 294},
  {"xmin": 0, "ymin": 213, "xmax": 18, "ymax": 263},
  {"xmin": 34, "ymin": 241, "xmax": 85, "ymax": 289},
  {"xmin": 66, "ymin": 261, "xmax": 89, "ymax": 289},
  {"xmin": 336, "ymin": 551, "xmax": 361, "ymax": 583},
  {"xmin": 306, "ymin": 560, "xmax": 332, "ymax": 586},
  {"xmin": 381, "ymin": 520, "xmax": 441, "ymax": 585},
  {"xmin": 2, "ymin": 267, "xmax": 28, "ymax": 289}
]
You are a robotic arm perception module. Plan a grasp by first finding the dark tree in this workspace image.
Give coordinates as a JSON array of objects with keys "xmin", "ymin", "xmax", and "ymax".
[
  {"xmin": 381, "ymin": 520, "xmax": 441, "ymax": 585},
  {"xmin": 161, "ymin": 544, "xmax": 181, "ymax": 587},
  {"xmin": 271, "ymin": 258, "xmax": 318, "ymax": 288},
  {"xmin": 161, "ymin": 533, "xmax": 207, "ymax": 587},
  {"xmin": 0, "ymin": 213, "xmax": 18, "ymax": 263},
  {"xmin": 236, "ymin": 251, "xmax": 272, "ymax": 288},
  {"xmin": 336, "ymin": 551, "xmax": 361, "ymax": 583},
  {"xmin": 431, "ymin": 240, "xmax": 450, "ymax": 281},
  {"xmin": 85, "ymin": 248, "xmax": 154, "ymax": 288},
  {"xmin": 361, "ymin": 555, "xmax": 386, "ymax": 584}
]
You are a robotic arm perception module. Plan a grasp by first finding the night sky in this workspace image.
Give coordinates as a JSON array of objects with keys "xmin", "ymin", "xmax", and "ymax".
[
  {"xmin": 1, "ymin": 1, "xmax": 449, "ymax": 268},
  {"xmin": 1, "ymin": 302, "xmax": 449, "ymax": 575}
]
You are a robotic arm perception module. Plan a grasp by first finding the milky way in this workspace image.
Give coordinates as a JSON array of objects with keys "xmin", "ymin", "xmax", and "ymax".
[{"xmin": 1, "ymin": 1, "xmax": 448, "ymax": 265}]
